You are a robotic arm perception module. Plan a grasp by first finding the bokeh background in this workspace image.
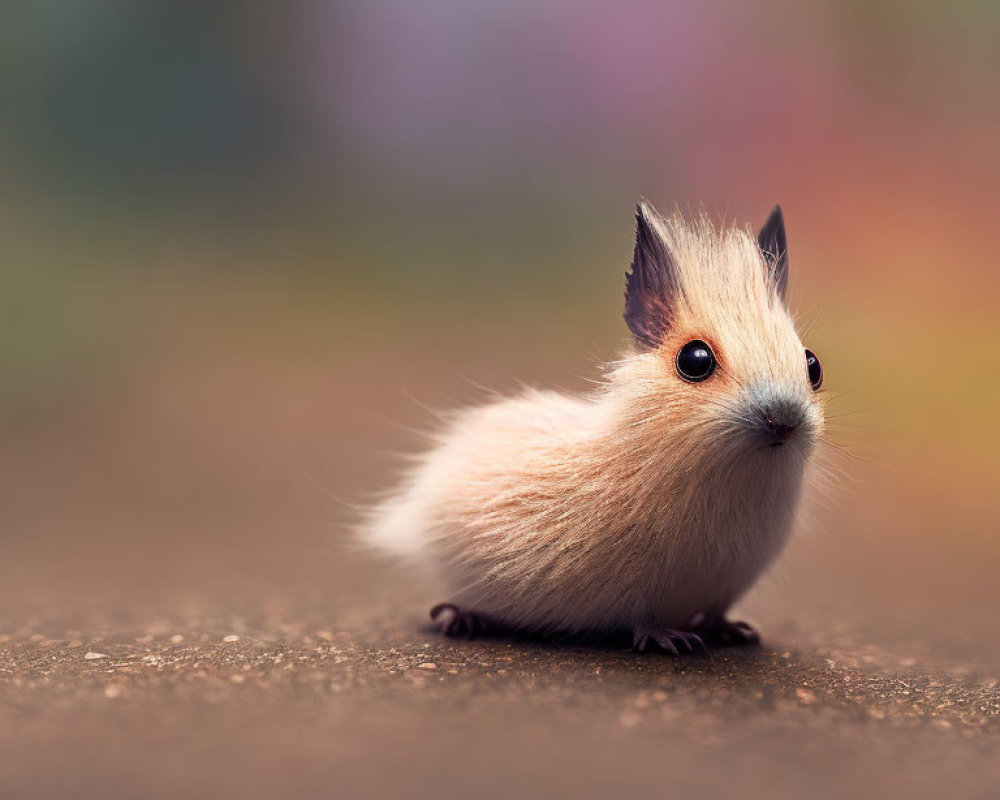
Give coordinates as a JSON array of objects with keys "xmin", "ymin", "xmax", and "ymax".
[{"xmin": 1, "ymin": 2, "xmax": 999, "ymax": 798}]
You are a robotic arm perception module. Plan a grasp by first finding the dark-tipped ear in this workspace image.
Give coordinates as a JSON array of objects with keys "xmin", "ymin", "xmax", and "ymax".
[
  {"xmin": 624, "ymin": 202, "xmax": 680, "ymax": 348},
  {"xmin": 757, "ymin": 205, "xmax": 788, "ymax": 300}
]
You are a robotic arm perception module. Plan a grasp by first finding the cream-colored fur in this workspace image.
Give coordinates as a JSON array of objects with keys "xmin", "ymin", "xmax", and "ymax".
[{"xmin": 366, "ymin": 206, "xmax": 824, "ymax": 637}]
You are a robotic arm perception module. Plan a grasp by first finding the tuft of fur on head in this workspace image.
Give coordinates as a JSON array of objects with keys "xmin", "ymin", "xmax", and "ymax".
[{"xmin": 366, "ymin": 202, "xmax": 827, "ymax": 637}]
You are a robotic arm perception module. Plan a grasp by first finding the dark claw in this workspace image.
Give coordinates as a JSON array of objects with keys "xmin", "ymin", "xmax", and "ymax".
[
  {"xmin": 675, "ymin": 630, "xmax": 707, "ymax": 653},
  {"xmin": 632, "ymin": 626, "xmax": 706, "ymax": 656}
]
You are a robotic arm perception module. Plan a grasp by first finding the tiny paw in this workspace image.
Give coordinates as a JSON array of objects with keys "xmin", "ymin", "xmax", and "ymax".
[{"xmin": 632, "ymin": 624, "xmax": 707, "ymax": 656}]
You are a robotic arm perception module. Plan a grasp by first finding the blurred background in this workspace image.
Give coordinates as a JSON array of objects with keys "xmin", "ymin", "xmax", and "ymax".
[{"xmin": 1, "ymin": 1, "xmax": 999, "ymax": 797}]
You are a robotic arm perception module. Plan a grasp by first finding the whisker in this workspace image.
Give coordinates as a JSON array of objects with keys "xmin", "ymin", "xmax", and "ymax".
[
  {"xmin": 818, "ymin": 435, "xmax": 878, "ymax": 466},
  {"xmin": 823, "ymin": 407, "xmax": 882, "ymax": 420}
]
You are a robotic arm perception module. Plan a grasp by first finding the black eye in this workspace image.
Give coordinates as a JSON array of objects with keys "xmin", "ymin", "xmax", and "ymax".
[
  {"xmin": 805, "ymin": 348, "xmax": 822, "ymax": 390},
  {"xmin": 676, "ymin": 340, "xmax": 716, "ymax": 383}
]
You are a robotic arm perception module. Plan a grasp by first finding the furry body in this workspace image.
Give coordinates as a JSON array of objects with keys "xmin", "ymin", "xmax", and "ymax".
[{"xmin": 368, "ymin": 206, "xmax": 824, "ymax": 643}]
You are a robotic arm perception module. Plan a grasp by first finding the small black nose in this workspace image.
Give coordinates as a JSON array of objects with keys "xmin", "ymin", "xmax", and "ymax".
[{"xmin": 765, "ymin": 418, "xmax": 798, "ymax": 444}]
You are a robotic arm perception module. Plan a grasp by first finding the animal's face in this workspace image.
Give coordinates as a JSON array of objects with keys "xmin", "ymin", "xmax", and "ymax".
[{"xmin": 624, "ymin": 204, "xmax": 824, "ymax": 459}]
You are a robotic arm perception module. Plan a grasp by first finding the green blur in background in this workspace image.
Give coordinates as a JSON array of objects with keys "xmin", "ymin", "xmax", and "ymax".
[{"xmin": 2, "ymin": 1, "xmax": 998, "ymax": 467}]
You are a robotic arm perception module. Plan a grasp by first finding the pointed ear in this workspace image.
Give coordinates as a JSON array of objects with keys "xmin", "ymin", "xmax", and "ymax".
[
  {"xmin": 757, "ymin": 205, "xmax": 789, "ymax": 300},
  {"xmin": 624, "ymin": 202, "xmax": 680, "ymax": 348}
]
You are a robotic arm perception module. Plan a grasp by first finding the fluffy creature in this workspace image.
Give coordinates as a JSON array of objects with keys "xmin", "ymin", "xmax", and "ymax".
[{"xmin": 367, "ymin": 203, "xmax": 825, "ymax": 653}]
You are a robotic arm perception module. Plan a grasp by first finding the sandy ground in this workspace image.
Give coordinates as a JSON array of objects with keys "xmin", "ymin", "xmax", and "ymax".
[{"xmin": 1, "ymin": 345, "xmax": 998, "ymax": 800}]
